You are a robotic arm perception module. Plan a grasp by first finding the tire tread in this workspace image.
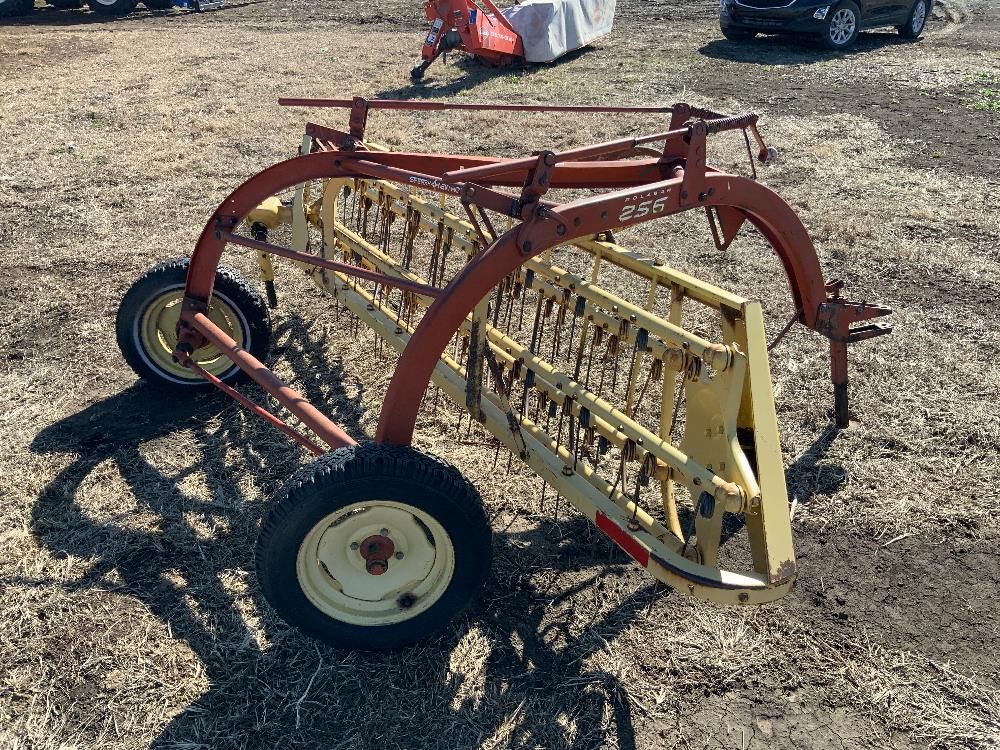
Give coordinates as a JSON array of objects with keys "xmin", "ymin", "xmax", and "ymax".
[
  {"xmin": 116, "ymin": 258, "xmax": 271, "ymax": 390},
  {"xmin": 256, "ymin": 444, "xmax": 492, "ymax": 649}
]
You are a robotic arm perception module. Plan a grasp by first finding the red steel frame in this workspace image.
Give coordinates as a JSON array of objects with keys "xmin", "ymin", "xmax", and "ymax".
[{"xmin": 172, "ymin": 97, "xmax": 891, "ymax": 454}]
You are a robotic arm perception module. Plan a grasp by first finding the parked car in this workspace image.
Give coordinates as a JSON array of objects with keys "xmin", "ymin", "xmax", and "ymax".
[{"xmin": 719, "ymin": 0, "xmax": 930, "ymax": 50}]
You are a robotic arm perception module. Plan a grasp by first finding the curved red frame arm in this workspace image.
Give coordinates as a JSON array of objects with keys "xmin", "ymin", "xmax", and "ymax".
[{"xmin": 180, "ymin": 149, "xmax": 836, "ymax": 445}]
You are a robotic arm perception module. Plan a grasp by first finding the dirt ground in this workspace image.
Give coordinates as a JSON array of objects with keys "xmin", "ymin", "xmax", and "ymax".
[{"xmin": 1, "ymin": 0, "xmax": 999, "ymax": 748}]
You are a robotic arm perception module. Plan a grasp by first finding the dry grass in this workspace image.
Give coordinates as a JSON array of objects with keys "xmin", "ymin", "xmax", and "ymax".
[{"xmin": 2, "ymin": 0, "xmax": 1000, "ymax": 748}]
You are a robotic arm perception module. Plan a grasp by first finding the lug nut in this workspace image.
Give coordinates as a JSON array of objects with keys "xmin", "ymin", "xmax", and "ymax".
[
  {"xmin": 350, "ymin": 541, "xmax": 360, "ymax": 550},
  {"xmin": 395, "ymin": 551, "xmax": 405, "ymax": 560},
  {"xmin": 379, "ymin": 528, "xmax": 390, "ymax": 536}
]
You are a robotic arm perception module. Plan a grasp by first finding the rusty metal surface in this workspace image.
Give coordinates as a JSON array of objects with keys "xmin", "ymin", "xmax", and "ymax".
[{"xmin": 280, "ymin": 97, "xmax": 679, "ymax": 114}]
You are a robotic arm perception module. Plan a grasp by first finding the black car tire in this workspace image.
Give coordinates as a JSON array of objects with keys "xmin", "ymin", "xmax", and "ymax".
[
  {"xmin": 49, "ymin": 0, "xmax": 82, "ymax": 7},
  {"xmin": 821, "ymin": 1, "xmax": 861, "ymax": 49},
  {"xmin": 142, "ymin": 0, "xmax": 173, "ymax": 8},
  {"xmin": 720, "ymin": 25, "xmax": 758, "ymax": 41},
  {"xmin": 0, "ymin": 0, "xmax": 34, "ymax": 17},
  {"xmin": 897, "ymin": 0, "xmax": 928, "ymax": 38}
]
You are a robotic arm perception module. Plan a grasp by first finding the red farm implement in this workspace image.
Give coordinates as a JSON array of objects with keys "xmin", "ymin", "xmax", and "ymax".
[
  {"xmin": 412, "ymin": 0, "xmax": 616, "ymax": 79},
  {"xmin": 116, "ymin": 97, "xmax": 891, "ymax": 649}
]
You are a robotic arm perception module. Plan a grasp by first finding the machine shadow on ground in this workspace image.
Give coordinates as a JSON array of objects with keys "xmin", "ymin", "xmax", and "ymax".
[{"xmin": 27, "ymin": 314, "xmax": 650, "ymax": 749}]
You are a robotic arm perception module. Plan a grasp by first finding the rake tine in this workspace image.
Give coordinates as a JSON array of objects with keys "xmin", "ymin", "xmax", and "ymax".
[
  {"xmin": 492, "ymin": 279, "xmax": 504, "ymax": 328},
  {"xmin": 518, "ymin": 269, "xmax": 533, "ymax": 332},
  {"xmin": 584, "ymin": 326, "xmax": 602, "ymax": 389},
  {"xmin": 504, "ymin": 275, "xmax": 517, "ymax": 330},
  {"xmin": 609, "ymin": 334, "xmax": 622, "ymax": 392}
]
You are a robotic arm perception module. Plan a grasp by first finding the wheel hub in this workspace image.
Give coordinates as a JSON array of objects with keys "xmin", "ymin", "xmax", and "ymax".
[
  {"xmin": 297, "ymin": 501, "xmax": 456, "ymax": 626},
  {"xmin": 358, "ymin": 533, "xmax": 396, "ymax": 575},
  {"xmin": 138, "ymin": 287, "xmax": 246, "ymax": 382}
]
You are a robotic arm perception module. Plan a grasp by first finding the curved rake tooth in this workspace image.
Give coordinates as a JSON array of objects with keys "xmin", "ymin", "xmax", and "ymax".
[
  {"xmin": 584, "ymin": 326, "xmax": 603, "ymax": 388},
  {"xmin": 518, "ymin": 269, "xmax": 534, "ymax": 331}
]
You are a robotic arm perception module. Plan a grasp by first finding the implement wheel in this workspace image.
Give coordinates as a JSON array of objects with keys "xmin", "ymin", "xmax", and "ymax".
[
  {"xmin": 116, "ymin": 258, "xmax": 271, "ymax": 390},
  {"xmin": 257, "ymin": 444, "xmax": 492, "ymax": 650}
]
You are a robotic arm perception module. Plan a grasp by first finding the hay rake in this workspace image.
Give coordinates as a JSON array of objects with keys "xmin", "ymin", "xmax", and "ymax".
[{"xmin": 117, "ymin": 97, "xmax": 891, "ymax": 648}]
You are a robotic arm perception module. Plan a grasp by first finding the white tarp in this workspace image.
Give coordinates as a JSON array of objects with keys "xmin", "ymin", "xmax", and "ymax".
[{"xmin": 502, "ymin": 0, "xmax": 616, "ymax": 63}]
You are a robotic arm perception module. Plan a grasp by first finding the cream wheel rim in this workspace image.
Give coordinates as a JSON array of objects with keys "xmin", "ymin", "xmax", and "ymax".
[
  {"xmin": 136, "ymin": 285, "xmax": 248, "ymax": 383},
  {"xmin": 296, "ymin": 501, "xmax": 455, "ymax": 626}
]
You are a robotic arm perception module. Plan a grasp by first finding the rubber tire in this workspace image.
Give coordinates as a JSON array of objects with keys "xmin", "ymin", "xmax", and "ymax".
[
  {"xmin": 0, "ymin": 0, "xmax": 33, "ymax": 17},
  {"xmin": 896, "ymin": 0, "xmax": 928, "ymax": 38},
  {"xmin": 116, "ymin": 258, "xmax": 271, "ymax": 391},
  {"xmin": 49, "ymin": 0, "xmax": 82, "ymax": 8},
  {"xmin": 720, "ymin": 25, "xmax": 757, "ymax": 41},
  {"xmin": 142, "ymin": 0, "xmax": 173, "ymax": 8},
  {"xmin": 256, "ymin": 444, "xmax": 493, "ymax": 650},
  {"xmin": 87, "ymin": 0, "xmax": 137, "ymax": 14},
  {"xmin": 821, "ymin": 1, "xmax": 861, "ymax": 49}
]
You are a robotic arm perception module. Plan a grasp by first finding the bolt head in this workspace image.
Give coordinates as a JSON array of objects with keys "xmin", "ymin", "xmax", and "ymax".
[
  {"xmin": 395, "ymin": 551, "xmax": 405, "ymax": 560},
  {"xmin": 379, "ymin": 528, "xmax": 390, "ymax": 536},
  {"xmin": 350, "ymin": 541, "xmax": 360, "ymax": 551}
]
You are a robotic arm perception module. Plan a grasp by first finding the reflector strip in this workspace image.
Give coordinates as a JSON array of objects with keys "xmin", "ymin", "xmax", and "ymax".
[{"xmin": 596, "ymin": 511, "xmax": 650, "ymax": 567}]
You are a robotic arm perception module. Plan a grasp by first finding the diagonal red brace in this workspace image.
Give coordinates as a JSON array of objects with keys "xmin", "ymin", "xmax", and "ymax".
[
  {"xmin": 183, "ymin": 310, "xmax": 357, "ymax": 451},
  {"xmin": 178, "ymin": 354, "xmax": 326, "ymax": 456},
  {"xmin": 220, "ymin": 230, "xmax": 442, "ymax": 299}
]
